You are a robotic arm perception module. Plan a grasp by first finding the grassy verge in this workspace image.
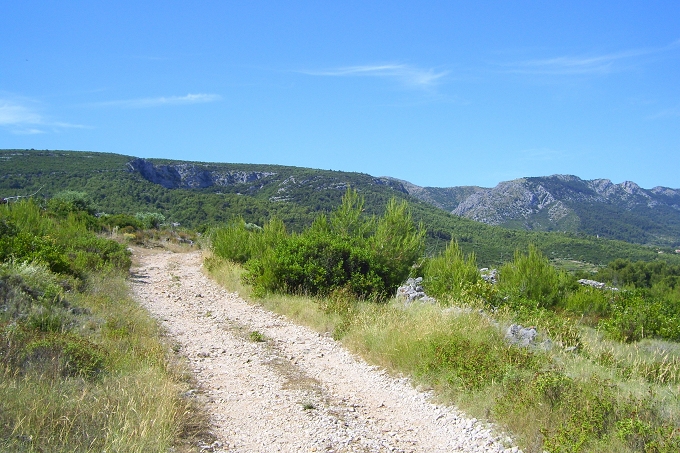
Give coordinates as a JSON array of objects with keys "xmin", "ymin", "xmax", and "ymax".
[
  {"xmin": 0, "ymin": 267, "xmax": 210, "ymax": 453},
  {"xmin": 0, "ymin": 200, "xmax": 210, "ymax": 452},
  {"xmin": 205, "ymin": 254, "xmax": 680, "ymax": 453}
]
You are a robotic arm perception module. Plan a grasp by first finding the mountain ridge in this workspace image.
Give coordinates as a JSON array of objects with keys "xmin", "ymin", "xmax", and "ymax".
[
  {"xmin": 395, "ymin": 174, "xmax": 680, "ymax": 247},
  {"xmin": 2, "ymin": 149, "xmax": 679, "ymax": 265}
]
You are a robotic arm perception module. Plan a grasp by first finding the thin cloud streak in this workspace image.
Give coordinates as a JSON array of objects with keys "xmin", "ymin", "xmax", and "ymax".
[
  {"xmin": 301, "ymin": 64, "xmax": 448, "ymax": 87},
  {"xmin": 501, "ymin": 39, "xmax": 680, "ymax": 75},
  {"xmin": 95, "ymin": 93, "xmax": 222, "ymax": 108},
  {"xmin": 0, "ymin": 100, "xmax": 85, "ymax": 134},
  {"xmin": 0, "ymin": 102, "xmax": 42, "ymax": 126}
]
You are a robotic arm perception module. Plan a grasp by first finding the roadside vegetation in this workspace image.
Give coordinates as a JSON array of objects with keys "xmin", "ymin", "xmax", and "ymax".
[
  {"xmin": 4, "ymin": 183, "xmax": 679, "ymax": 452},
  {"xmin": 0, "ymin": 198, "xmax": 205, "ymax": 452},
  {"xmin": 208, "ymin": 189, "xmax": 680, "ymax": 453}
]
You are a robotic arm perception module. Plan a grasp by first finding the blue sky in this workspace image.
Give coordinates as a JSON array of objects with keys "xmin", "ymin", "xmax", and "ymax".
[{"xmin": 1, "ymin": 1, "xmax": 679, "ymax": 189}]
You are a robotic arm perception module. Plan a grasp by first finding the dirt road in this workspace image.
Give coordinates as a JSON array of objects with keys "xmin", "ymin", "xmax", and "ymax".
[{"xmin": 130, "ymin": 248, "xmax": 519, "ymax": 453}]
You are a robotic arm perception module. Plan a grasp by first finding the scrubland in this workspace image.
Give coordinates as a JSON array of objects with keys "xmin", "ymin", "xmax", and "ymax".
[{"xmin": 207, "ymin": 189, "xmax": 680, "ymax": 453}]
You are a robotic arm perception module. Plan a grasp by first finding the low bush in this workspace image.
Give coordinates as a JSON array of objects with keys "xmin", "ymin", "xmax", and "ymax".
[
  {"xmin": 215, "ymin": 189, "xmax": 425, "ymax": 301},
  {"xmin": 598, "ymin": 290, "xmax": 680, "ymax": 343},
  {"xmin": 135, "ymin": 211, "xmax": 166, "ymax": 229},
  {"xmin": 497, "ymin": 245, "xmax": 573, "ymax": 309},
  {"xmin": 47, "ymin": 190, "xmax": 97, "ymax": 216},
  {"xmin": 245, "ymin": 230, "xmax": 391, "ymax": 299},
  {"xmin": 562, "ymin": 286, "xmax": 614, "ymax": 321},
  {"xmin": 419, "ymin": 327, "xmax": 541, "ymax": 391},
  {"xmin": 0, "ymin": 201, "xmax": 131, "ymax": 277},
  {"xmin": 422, "ymin": 240, "xmax": 481, "ymax": 302},
  {"xmin": 210, "ymin": 217, "xmax": 286, "ymax": 264}
]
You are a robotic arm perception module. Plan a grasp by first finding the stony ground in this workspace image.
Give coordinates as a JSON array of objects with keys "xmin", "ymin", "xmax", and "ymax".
[{"xmin": 130, "ymin": 248, "xmax": 521, "ymax": 453}]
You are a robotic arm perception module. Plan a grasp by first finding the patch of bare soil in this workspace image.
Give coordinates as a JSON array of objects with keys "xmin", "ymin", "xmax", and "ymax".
[{"xmin": 130, "ymin": 248, "xmax": 519, "ymax": 453}]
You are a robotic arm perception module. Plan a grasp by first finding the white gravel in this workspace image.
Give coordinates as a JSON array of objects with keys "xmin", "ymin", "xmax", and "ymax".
[{"xmin": 130, "ymin": 248, "xmax": 521, "ymax": 453}]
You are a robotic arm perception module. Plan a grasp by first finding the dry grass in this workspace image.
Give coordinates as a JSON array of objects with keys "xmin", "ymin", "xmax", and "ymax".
[{"xmin": 0, "ymin": 272, "xmax": 211, "ymax": 453}]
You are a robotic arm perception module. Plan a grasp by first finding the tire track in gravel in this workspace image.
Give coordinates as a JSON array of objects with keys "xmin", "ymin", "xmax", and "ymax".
[{"xmin": 130, "ymin": 248, "xmax": 520, "ymax": 453}]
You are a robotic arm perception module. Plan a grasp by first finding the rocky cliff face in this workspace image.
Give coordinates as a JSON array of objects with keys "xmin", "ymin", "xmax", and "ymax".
[
  {"xmin": 128, "ymin": 158, "xmax": 276, "ymax": 189},
  {"xmin": 127, "ymin": 158, "xmax": 408, "ymax": 201}
]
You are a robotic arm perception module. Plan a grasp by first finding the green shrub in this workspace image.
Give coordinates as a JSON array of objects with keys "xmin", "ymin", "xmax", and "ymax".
[
  {"xmin": 498, "ymin": 245, "xmax": 570, "ymax": 309},
  {"xmin": 0, "ymin": 230, "xmax": 72, "ymax": 274},
  {"xmin": 420, "ymin": 329, "xmax": 540, "ymax": 391},
  {"xmin": 135, "ymin": 211, "xmax": 166, "ymax": 229},
  {"xmin": 422, "ymin": 240, "xmax": 480, "ymax": 302},
  {"xmin": 48, "ymin": 190, "xmax": 97, "ymax": 216},
  {"xmin": 496, "ymin": 371, "xmax": 620, "ymax": 452},
  {"xmin": 562, "ymin": 286, "xmax": 615, "ymax": 320},
  {"xmin": 236, "ymin": 189, "xmax": 424, "ymax": 301},
  {"xmin": 245, "ymin": 231, "xmax": 389, "ymax": 299},
  {"xmin": 0, "ymin": 262, "xmax": 68, "ymax": 324},
  {"xmin": 210, "ymin": 219, "xmax": 256, "ymax": 263},
  {"xmin": 1, "ymin": 201, "xmax": 130, "ymax": 277},
  {"xmin": 598, "ymin": 290, "xmax": 680, "ymax": 343},
  {"xmin": 98, "ymin": 213, "xmax": 142, "ymax": 231},
  {"xmin": 368, "ymin": 198, "xmax": 425, "ymax": 287},
  {"xmin": 67, "ymin": 235, "xmax": 132, "ymax": 273},
  {"xmin": 329, "ymin": 187, "xmax": 373, "ymax": 239},
  {"xmin": 0, "ymin": 323, "xmax": 105, "ymax": 379},
  {"xmin": 211, "ymin": 217, "xmax": 286, "ymax": 264},
  {"xmin": 24, "ymin": 333, "xmax": 106, "ymax": 378},
  {"xmin": 615, "ymin": 416, "xmax": 680, "ymax": 452}
]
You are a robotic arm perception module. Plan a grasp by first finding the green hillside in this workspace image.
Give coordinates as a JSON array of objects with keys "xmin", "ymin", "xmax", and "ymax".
[{"xmin": 2, "ymin": 149, "xmax": 677, "ymax": 267}]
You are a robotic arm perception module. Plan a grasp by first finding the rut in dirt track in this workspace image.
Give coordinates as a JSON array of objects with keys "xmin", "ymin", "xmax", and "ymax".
[{"xmin": 130, "ymin": 248, "xmax": 519, "ymax": 453}]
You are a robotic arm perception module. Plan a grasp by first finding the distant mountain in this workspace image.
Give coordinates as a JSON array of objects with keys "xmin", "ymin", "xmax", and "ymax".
[
  {"xmin": 2, "ymin": 150, "xmax": 678, "ymax": 266},
  {"xmin": 397, "ymin": 175, "xmax": 680, "ymax": 247}
]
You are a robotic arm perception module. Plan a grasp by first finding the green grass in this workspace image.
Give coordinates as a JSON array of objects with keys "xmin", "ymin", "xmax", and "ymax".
[{"xmin": 205, "ymin": 254, "xmax": 680, "ymax": 453}]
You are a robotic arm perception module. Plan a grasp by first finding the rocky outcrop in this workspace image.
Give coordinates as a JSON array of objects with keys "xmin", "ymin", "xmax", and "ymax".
[
  {"xmin": 480, "ymin": 268, "xmax": 498, "ymax": 284},
  {"xmin": 505, "ymin": 324, "xmax": 538, "ymax": 347},
  {"xmin": 452, "ymin": 179, "xmax": 561, "ymax": 225},
  {"xmin": 127, "ymin": 158, "xmax": 276, "ymax": 189},
  {"xmin": 577, "ymin": 279, "xmax": 618, "ymax": 291},
  {"xmin": 396, "ymin": 277, "xmax": 436, "ymax": 305}
]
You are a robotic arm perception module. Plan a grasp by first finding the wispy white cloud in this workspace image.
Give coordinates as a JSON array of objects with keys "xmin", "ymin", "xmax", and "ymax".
[
  {"xmin": 301, "ymin": 64, "xmax": 448, "ymax": 88},
  {"xmin": 0, "ymin": 99, "xmax": 85, "ymax": 134},
  {"xmin": 501, "ymin": 40, "xmax": 680, "ymax": 76},
  {"xmin": 95, "ymin": 93, "xmax": 222, "ymax": 108},
  {"xmin": 13, "ymin": 128, "xmax": 46, "ymax": 135}
]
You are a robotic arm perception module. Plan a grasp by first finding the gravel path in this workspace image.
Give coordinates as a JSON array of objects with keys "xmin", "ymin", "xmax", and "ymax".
[{"xmin": 130, "ymin": 248, "xmax": 520, "ymax": 453}]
